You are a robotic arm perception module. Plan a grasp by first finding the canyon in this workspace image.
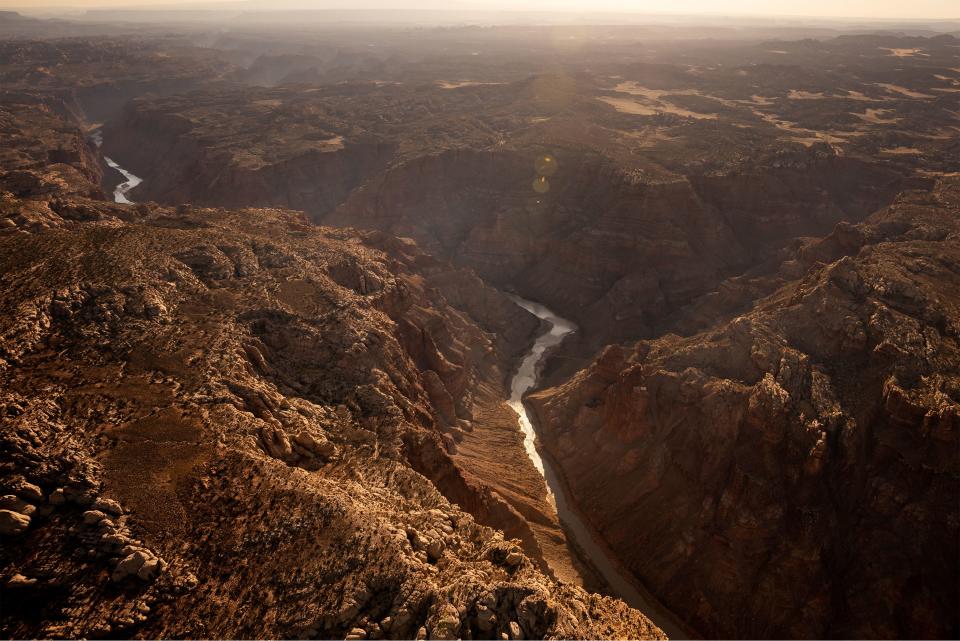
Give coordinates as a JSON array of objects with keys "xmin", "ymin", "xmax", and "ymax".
[
  {"xmin": 1, "ymin": 14, "xmax": 958, "ymax": 641},
  {"xmin": 529, "ymin": 176, "xmax": 960, "ymax": 638},
  {"xmin": 0, "ymin": 81, "xmax": 661, "ymax": 640}
]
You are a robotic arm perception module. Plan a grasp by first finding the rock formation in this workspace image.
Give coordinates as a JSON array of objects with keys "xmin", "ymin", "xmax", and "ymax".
[
  {"xmin": 0, "ymin": 60, "xmax": 661, "ymax": 638},
  {"xmin": 529, "ymin": 176, "xmax": 960, "ymax": 639},
  {"xmin": 98, "ymin": 34, "xmax": 960, "ymax": 354},
  {"xmin": 0, "ymin": 195, "xmax": 663, "ymax": 639},
  {"xmin": 2, "ymin": 25, "xmax": 959, "ymax": 640}
]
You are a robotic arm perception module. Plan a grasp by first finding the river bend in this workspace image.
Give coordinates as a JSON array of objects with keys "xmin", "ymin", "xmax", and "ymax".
[{"xmin": 507, "ymin": 294, "xmax": 688, "ymax": 640}]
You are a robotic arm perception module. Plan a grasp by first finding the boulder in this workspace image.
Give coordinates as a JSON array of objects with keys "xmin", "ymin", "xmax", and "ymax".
[
  {"xmin": 475, "ymin": 605, "xmax": 497, "ymax": 633},
  {"xmin": 82, "ymin": 510, "xmax": 108, "ymax": 525},
  {"xmin": 11, "ymin": 480, "xmax": 43, "ymax": 503},
  {"xmin": 0, "ymin": 494, "xmax": 36, "ymax": 515},
  {"xmin": 137, "ymin": 556, "xmax": 161, "ymax": 580},
  {"xmin": 260, "ymin": 425, "xmax": 293, "ymax": 460},
  {"xmin": 294, "ymin": 431, "xmax": 337, "ymax": 459},
  {"xmin": 0, "ymin": 509, "xmax": 31, "ymax": 535},
  {"xmin": 426, "ymin": 539, "xmax": 445, "ymax": 562},
  {"xmin": 429, "ymin": 604, "xmax": 460, "ymax": 640},
  {"xmin": 112, "ymin": 549, "xmax": 151, "ymax": 582},
  {"xmin": 92, "ymin": 497, "xmax": 123, "ymax": 516}
]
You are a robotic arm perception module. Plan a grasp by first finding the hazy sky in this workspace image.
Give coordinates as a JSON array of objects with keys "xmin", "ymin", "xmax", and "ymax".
[{"xmin": 3, "ymin": 0, "xmax": 958, "ymax": 20}]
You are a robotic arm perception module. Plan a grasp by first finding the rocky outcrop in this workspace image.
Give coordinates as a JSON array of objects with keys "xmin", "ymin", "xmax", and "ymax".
[
  {"xmin": 0, "ymin": 94, "xmax": 105, "ymax": 202},
  {"xmin": 0, "ymin": 199, "xmax": 663, "ymax": 639},
  {"xmin": 529, "ymin": 176, "xmax": 960, "ymax": 639}
]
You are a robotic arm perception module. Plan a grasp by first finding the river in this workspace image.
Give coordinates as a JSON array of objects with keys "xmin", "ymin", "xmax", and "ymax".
[
  {"xmin": 507, "ymin": 294, "xmax": 689, "ymax": 640},
  {"xmin": 103, "ymin": 157, "xmax": 143, "ymax": 204},
  {"xmin": 90, "ymin": 129, "xmax": 143, "ymax": 204},
  {"xmin": 86, "ymin": 126, "xmax": 686, "ymax": 637}
]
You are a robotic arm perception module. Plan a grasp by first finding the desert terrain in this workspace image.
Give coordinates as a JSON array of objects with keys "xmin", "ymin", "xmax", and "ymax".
[{"xmin": 0, "ymin": 9, "xmax": 957, "ymax": 640}]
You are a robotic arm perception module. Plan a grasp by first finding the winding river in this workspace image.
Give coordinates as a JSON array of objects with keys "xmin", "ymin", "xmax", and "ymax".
[
  {"xmin": 507, "ymin": 294, "xmax": 689, "ymax": 640},
  {"xmin": 88, "ymin": 126, "xmax": 687, "ymax": 638},
  {"xmin": 104, "ymin": 156, "xmax": 143, "ymax": 204},
  {"xmin": 90, "ymin": 129, "xmax": 143, "ymax": 204}
]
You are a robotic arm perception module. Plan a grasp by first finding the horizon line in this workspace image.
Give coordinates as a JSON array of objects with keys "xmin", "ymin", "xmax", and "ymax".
[{"xmin": 6, "ymin": 7, "xmax": 960, "ymax": 23}]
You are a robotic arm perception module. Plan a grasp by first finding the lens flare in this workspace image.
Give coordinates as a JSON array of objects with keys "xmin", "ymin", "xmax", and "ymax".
[{"xmin": 534, "ymin": 154, "xmax": 558, "ymax": 176}]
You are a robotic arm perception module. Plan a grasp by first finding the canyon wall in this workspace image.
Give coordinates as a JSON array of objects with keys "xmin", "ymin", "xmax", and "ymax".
[
  {"xmin": 529, "ymin": 176, "xmax": 960, "ymax": 639},
  {"xmin": 0, "ymin": 94, "xmax": 105, "ymax": 202},
  {"xmin": 331, "ymin": 146, "xmax": 906, "ymax": 349},
  {"xmin": 98, "ymin": 84, "xmax": 911, "ymax": 359}
]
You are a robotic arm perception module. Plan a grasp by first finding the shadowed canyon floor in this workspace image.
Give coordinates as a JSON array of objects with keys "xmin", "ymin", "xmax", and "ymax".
[{"xmin": 0, "ymin": 15, "xmax": 958, "ymax": 640}]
